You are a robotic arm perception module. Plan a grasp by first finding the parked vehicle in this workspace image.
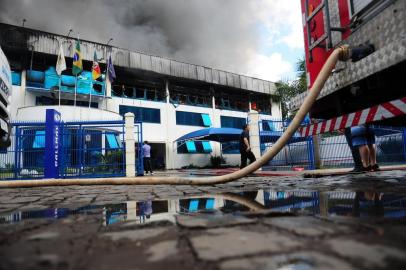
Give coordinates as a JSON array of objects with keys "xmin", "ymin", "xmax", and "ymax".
[
  {"xmin": 0, "ymin": 45, "xmax": 11, "ymax": 148},
  {"xmin": 292, "ymin": 0, "xmax": 406, "ymax": 128}
]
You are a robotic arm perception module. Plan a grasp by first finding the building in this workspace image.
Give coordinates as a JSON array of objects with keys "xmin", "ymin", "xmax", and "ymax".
[{"xmin": 0, "ymin": 23, "xmax": 282, "ymax": 169}]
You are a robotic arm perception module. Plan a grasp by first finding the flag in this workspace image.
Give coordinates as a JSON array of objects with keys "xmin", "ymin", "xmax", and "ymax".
[
  {"xmin": 72, "ymin": 39, "xmax": 83, "ymax": 75},
  {"xmin": 56, "ymin": 43, "xmax": 66, "ymax": 76},
  {"xmin": 107, "ymin": 55, "xmax": 116, "ymax": 83},
  {"xmin": 91, "ymin": 51, "xmax": 101, "ymax": 80}
]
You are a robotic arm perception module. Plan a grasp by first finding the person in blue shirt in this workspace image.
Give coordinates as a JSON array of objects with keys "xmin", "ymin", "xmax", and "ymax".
[{"xmin": 142, "ymin": 141, "xmax": 153, "ymax": 175}]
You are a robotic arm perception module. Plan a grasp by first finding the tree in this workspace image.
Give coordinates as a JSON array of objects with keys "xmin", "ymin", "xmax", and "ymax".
[{"xmin": 276, "ymin": 58, "xmax": 307, "ymax": 119}]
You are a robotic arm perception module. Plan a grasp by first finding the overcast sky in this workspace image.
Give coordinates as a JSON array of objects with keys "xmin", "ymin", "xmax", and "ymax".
[{"xmin": 0, "ymin": 0, "xmax": 304, "ymax": 82}]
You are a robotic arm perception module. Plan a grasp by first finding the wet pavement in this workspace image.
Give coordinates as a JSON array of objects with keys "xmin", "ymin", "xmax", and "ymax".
[{"xmin": 1, "ymin": 170, "xmax": 406, "ymax": 269}]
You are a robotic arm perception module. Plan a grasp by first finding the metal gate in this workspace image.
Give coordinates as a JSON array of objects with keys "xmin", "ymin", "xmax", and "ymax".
[
  {"xmin": 0, "ymin": 119, "xmax": 144, "ymax": 180},
  {"xmin": 60, "ymin": 120, "xmax": 126, "ymax": 178}
]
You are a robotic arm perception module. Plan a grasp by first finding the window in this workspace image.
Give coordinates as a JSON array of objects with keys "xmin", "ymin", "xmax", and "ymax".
[
  {"xmin": 350, "ymin": 0, "xmax": 376, "ymax": 15},
  {"xmin": 220, "ymin": 116, "xmax": 246, "ymax": 129},
  {"xmin": 119, "ymin": 105, "xmax": 161, "ymax": 124},
  {"xmin": 176, "ymin": 111, "xmax": 211, "ymax": 127},
  {"xmin": 35, "ymin": 96, "xmax": 98, "ymax": 108},
  {"xmin": 177, "ymin": 141, "xmax": 212, "ymax": 154},
  {"xmin": 221, "ymin": 141, "xmax": 240, "ymax": 154}
]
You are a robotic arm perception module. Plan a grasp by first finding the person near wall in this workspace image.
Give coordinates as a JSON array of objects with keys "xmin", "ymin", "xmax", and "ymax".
[
  {"xmin": 343, "ymin": 127, "xmax": 363, "ymax": 172},
  {"xmin": 239, "ymin": 124, "xmax": 256, "ymax": 169},
  {"xmin": 350, "ymin": 124, "xmax": 380, "ymax": 172},
  {"xmin": 142, "ymin": 141, "xmax": 154, "ymax": 175}
]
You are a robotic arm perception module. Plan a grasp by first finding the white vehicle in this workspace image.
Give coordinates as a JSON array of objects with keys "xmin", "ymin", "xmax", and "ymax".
[{"xmin": 0, "ymin": 45, "xmax": 11, "ymax": 147}]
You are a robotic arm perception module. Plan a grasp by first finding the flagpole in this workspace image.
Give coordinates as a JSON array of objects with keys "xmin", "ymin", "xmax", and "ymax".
[
  {"xmin": 104, "ymin": 48, "xmax": 109, "ymax": 111},
  {"xmin": 58, "ymin": 77, "xmax": 61, "ymax": 107},
  {"xmin": 89, "ymin": 81, "xmax": 92, "ymax": 109},
  {"xmin": 74, "ymin": 74, "xmax": 77, "ymax": 107}
]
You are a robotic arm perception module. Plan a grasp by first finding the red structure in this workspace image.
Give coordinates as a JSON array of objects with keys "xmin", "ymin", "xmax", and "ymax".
[{"xmin": 294, "ymin": 0, "xmax": 406, "ymax": 126}]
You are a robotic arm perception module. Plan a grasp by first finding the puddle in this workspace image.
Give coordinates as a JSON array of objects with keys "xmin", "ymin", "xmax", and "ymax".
[{"xmin": 1, "ymin": 189, "xmax": 406, "ymax": 226}]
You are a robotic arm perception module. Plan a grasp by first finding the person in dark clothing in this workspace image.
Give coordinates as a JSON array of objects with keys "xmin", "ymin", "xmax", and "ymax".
[
  {"xmin": 239, "ymin": 124, "xmax": 256, "ymax": 169},
  {"xmin": 344, "ymin": 127, "xmax": 363, "ymax": 172}
]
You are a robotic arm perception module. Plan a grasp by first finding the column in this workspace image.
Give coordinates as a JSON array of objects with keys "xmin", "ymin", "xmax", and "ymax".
[
  {"xmin": 125, "ymin": 112, "xmax": 136, "ymax": 177},
  {"xmin": 248, "ymin": 111, "xmax": 261, "ymax": 168}
]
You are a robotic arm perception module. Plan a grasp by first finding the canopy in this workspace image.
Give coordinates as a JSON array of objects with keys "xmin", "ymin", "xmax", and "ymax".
[{"xmin": 175, "ymin": 128, "xmax": 241, "ymax": 143}]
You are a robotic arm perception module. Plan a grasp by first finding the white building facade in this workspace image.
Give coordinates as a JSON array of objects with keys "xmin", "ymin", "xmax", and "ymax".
[{"xmin": 1, "ymin": 23, "xmax": 282, "ymax": 169}]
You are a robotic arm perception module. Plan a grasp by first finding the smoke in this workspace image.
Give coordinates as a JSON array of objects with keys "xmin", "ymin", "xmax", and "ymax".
[{"xmin": 0, "ymin": 0, "xmax": 300, "ymax": 81}]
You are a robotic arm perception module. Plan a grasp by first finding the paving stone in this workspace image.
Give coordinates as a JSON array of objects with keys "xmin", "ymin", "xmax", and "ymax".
[
  {"xmin": 146, "ymin": 240, "xmax": 178, "ymax": 262},
  {"xmin": 28, "ymin": 232, "xmax": 60, "ymax": 241},
  {"xmin": 189, "ymin": 226, "xmax": 303, "ymax": 261},
  {"xmin": 263, "ymin": 216, "xmax": 353, "ymax": 237},
  {"xmin": 220, "ymin": 251, "xmax": 357, "ymax": 270},
  {"xmin": 6, "ymin": 197, "xmax": 41, "ymax": 203},
  {"xmin": 176, "ymin": 214, "xmax": 254, "ymax": 228},
  {"xmin": 326, "ymin": 238, "xmax": 406, "ymax": 268},
  {"xmin": 101, "ymin": 227, "xmax": 168, "ymax": 242}
]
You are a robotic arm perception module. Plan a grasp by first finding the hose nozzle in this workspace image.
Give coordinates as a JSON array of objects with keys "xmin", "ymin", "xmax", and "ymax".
[{"xmin": 338, "ymin": 45, "xmax": 351, "ymax": 61}]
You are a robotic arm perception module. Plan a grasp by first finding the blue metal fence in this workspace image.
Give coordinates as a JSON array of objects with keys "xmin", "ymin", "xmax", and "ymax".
[
  {"xmin": 260, "ymin": 119, "xmax": 406, "ymax": 170},
  {"xmin": 0, "ymin": 119, "xmax": 144, "ymax": 180},
  {"xmin": 260, "ymin": 119, "xmax": 315, "ymax": 170},
  {"xmin": 59, "ymin": 121, "xmax": 126, "ymax": 178}
]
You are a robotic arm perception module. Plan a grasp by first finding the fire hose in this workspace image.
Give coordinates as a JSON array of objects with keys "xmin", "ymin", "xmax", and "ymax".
[{"xmin": 0, "ymin": 46, "xmax": 350, "ymax": 188}]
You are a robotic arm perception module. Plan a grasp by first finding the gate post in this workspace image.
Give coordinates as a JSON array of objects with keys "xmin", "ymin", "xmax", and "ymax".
[
  {"xmin": 248, "ymin": 111, "xmax": 261, "ymax": 170},
  {"xmin": 124, "ymin": 113, "xmax": 136, "ymax": 177},
  {"xmin": 44, "ymin": 109, "xmax": 61, "ymax": 179}
]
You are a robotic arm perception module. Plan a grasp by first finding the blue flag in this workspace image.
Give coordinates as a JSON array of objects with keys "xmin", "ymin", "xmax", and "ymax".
[{"xmin": 107, "ymin": 55, "xmax": 116, "ymax": 83}]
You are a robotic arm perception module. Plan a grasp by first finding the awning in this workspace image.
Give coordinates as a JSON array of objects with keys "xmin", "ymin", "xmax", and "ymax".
[{"xmin": 175, "ymin": 128, "xmax": 241, "ymax": 143}]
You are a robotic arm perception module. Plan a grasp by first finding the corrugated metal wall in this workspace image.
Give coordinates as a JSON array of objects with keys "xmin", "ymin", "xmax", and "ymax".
[{"xmin": 27, "ymin": 31, "xmax": 276, "ymax": 95}]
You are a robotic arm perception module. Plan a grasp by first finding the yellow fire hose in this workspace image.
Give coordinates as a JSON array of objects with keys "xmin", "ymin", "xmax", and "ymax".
[{"xmin": 0, "ymin": 46, "xmax": 350, "ymax": 188}]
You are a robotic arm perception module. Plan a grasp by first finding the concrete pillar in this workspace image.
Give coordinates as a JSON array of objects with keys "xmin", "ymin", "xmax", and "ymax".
[
  {"xmin": 312, "ymin": 134, "xmax": 322, "ymax": 169},
  {"xmin": 21, "ymin": 70, "xmax": 27, "ymax": 107},
  {"xmin": 125, "ymin": 112, "xmax": 136, "ymax": 177},
  {"xmin": 248, "ymin": 111, "xmax": 261, "ymax": 161},
  {"xmin": 211, "ymin": 93, "xmax": 221, "ymax": 158},
  {"xmin": 165, "ymin": 80, "xmax": 170, "ymax": 104},
  {"xmin": 105, "ymin": 76, "xmax": 114, "ymax": 111},
  {"xmin": 164, "ymin": 80, "xmax": 174, "ymax": 169}
]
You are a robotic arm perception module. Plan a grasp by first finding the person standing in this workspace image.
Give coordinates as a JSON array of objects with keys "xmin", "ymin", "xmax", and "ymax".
[
  {"xmin": 350, "ymin": 124, "xmax": 380, "ymax": 172},
  {"xmin": 239, "ymin": 124, "xmax": 256, "ymax": 169},
  {"xmin": 142, "ymin": 141, "xmax": 153, "ymax": 175},
  {"xmin": 344, "ymin": 127, "xmax": 363, "ymax": 172}
]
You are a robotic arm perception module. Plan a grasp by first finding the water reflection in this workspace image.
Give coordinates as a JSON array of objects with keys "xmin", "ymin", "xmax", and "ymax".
[{"xmin": 1, "ymin": 189, "xmax": 406, "ymax": 226}]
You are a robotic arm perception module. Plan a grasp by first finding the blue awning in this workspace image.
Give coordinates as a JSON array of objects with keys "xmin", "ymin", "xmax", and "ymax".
[
  {"xmin": 201, "ymin": 114, "xmax": 212, "ymax": 127},
  {"xmin": 205, "ymin": 199, "xmax": 215, "ymax": 209},
  {"xmin": 185, "ymin": 141, "xmax": 197, "ymax": 153},
  {"xmin": 33, "ymin": 130, "xmax": 45, "ymax": 148},
  {"xmin": 202, "ymin": 141, "xmax": 212, "ymax": 153},
  {"xmin": 106, "ymin": 133, "xmax": 119, "ymax": 149},
  {"xmin": 189, "ymin": 199, "xmax": 199, "ymax": 212},
  {"xmin": 176, "ymin": 128, "xmax": 241, "ymax": 143}
]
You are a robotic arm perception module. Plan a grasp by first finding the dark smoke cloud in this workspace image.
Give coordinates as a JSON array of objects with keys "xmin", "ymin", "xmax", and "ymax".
[{"xmin": 0, "ymin": 0, "xmax": 263, "ymax": 77}]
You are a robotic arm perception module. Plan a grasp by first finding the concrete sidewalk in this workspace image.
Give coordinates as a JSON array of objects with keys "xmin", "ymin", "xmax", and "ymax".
[{"xmin": 1, "ymin": 170, "xmax": 406, "ymax": 269}]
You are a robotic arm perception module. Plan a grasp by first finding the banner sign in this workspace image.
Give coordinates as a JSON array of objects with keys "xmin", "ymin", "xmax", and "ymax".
[{"xmin": 45, "ymin": 109, "xmax": 61, "ymax": 178}]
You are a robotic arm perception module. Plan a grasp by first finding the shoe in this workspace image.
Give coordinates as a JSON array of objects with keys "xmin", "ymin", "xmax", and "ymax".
[
  {"xmin": 150, "ymin": 172, "xmax": 154, "ymax": 175},
  {"xmin": 371, "ymin": 164, "xmax": 380, "ymax": 171},
  {"xmin": 362, "ymin": 166, "xmax": 372, "ymax": 172},
  {"xmin": 349, "ymin": 167, "xmax": 364, "ymax": 173}
]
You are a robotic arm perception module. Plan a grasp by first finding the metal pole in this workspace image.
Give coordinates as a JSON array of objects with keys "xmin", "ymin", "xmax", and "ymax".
[{"xmin": 74, "ymin": 74, "xmax": 77, "ymax": 107}]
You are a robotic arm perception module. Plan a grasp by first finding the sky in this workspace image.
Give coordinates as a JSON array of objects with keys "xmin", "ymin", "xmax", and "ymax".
[{"xmin": 0, "ymin": 0, "xmax": 305, "ymax": 82}]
